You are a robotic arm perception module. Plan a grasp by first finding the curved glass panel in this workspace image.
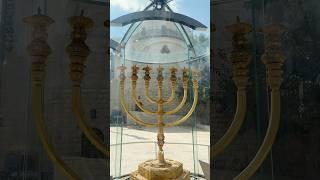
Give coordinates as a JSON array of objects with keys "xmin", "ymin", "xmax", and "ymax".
[{"xmin": 110, "ymin": 1, "xmax": 210, "ymax": 179}]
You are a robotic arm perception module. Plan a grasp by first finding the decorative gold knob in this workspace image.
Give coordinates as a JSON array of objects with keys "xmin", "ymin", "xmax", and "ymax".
[
  {"xmin": 143, "ymin": 65, "xmax": 152, "ymax": 81},
  {"xmin": 131, "ymin": 65, "xmax": 139, "ymax": 82},
  {"xmin": 157, "ymin": 66, "xmax": 164, "ymax": 82},
  {"xmin": 226, "ymin": 16, "xmax": 252, "ymax": 89},
  {"xmin": 118, "ymin": 65, "xmax": 126, "ymax": 81},
  {"xmin": 260, "ymin": 24, "xmax": 287, "ymax": 90},
  {"xmin": 182, "ymin": 67, "xmax": 189, "ymax": 83},
  {"xmin": 170, "ymin": 67, "xmax": 178, "ymax": 82}
]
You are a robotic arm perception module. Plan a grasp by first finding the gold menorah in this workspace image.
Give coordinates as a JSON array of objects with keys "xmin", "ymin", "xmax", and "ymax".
[{"xmin": 118, "ymin": 64, "xmax": 199, "ymax": 179}]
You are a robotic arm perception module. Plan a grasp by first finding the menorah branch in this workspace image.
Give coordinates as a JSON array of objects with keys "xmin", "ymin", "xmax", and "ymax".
[
  {"xmin": 164, "ymin": 82, "xmax": 188, "ymax": 115},
  {"xmin": 235, "ymin": 24, "xmax": 286, "ymax": 179},
  {"xmin": 235, "ymin": 91, "xmax": 280, "ymax": 180},
  {"xmin": 24, "ymin": 12, "xmax": 81, "ymax": 180},
  {"xmin": 211, "ymin": 17, "xmax": 251, "ymax": 160},
  {"xmin": 66, "ymin": 13, "xmax": 109, "ymax": 158},
  {"xmin": 32, "ymin": 86, "xmax": 81, "ymax": 180},
  {"xmin": 144, "ymin": 81, "xmax": 158, "ymax": 104},
  {"xmin": 132, "ymin": 84, "xmax": 157, "ymax": 115},
  {"xmin": 120, "ymin": 81, "xmax": 158, "ymax": 127},
  {"xmin": 72, "ymin": 87, "xmax": 109, "ymax": 156},
  {"xmin": 211, "ymin": 90, "xmax": 247, "ymax": 158},
  {"xmin": 163, "ymin": 82, "xmax": 176, "ymax": 104},
  {"xmin": 165, "ymin": 85, "xmax": 198, "ymax": 127}
]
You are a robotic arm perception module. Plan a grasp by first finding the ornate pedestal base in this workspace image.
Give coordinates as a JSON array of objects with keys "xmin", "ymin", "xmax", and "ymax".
[{"xmin": 130, "ymin": 159, "xmax": 190, "ymax": 180}]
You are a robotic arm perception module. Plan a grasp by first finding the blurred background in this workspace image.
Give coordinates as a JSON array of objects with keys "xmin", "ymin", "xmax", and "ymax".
[
  {"xmin": 0, "ymin": 0, "xmax": 107, "ymax": 179},
  {"xmin": 212, "ymin": 0, "xmax": 320, "ymax": 179}
]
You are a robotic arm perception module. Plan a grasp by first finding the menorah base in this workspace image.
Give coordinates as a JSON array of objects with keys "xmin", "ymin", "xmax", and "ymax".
[{"xmin": 130, "ymin": 159, "xmax": 190, "ymax": 180}]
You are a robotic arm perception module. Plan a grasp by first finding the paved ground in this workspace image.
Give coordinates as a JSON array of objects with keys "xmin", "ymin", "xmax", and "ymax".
[{"xmin": 110, "ymin": 125, "xmax": 210, "ymax": 178}]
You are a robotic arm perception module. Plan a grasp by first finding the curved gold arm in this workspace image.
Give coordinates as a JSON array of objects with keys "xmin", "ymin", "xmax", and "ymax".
[
  {"xmin": 234, "ymin": 90, "xmax": 280, "ymax": 180},
  {"xmin": 164, "ymin": 84, "xmax": 188, "ymax": 115},
  {"xmin": 165, "ymin": 87, "xmax": 198, "ymax": 127},
  {"xmin": 211, "ymin": 89, "xmax": 247, "ymax": 158},
  {"xmin": 65, "ymin": 13, "xmax": 110, "ymax": 158},
  {"xmin": 132, "ymin": 86, "xmax": 157, "ymax": 115},
  {"xmin": 163, "ymin": 82, "xmax": 176, "ymax": 104},
  {"xmin": 120, "ymin": 82, "xmax": 157, "ymax": 127},
  {"xmin": 32, "ymin": 85, "xmax": 81, "ymax": 180},
  {"xmin": 25, "ymin": 12, "xmax": 80, "ymax": 179},
  {"xmin": 211, "ymin": 16, "xmax": 251, "ymax": 160},
  {"xmin": 233, "ymin": 23, "xmax": 287, "ymax": 179},
  {"xmin": 72, "ymin": 87, "xmax": 109, "ymax": 157},
  {"xmin": 144, "ymin": 81, "xmax": 158, "ymax": 104}
]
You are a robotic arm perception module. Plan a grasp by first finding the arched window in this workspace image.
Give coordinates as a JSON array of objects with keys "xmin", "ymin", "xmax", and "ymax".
[{"xmin": 81, "ymin": 128, "xmax": 105, "ymax": 158}]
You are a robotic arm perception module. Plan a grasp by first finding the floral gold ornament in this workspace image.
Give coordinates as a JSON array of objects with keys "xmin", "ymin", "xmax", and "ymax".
[{"xmin": 119, "ymin": 65, "xmax": 199, "ymax": 180}]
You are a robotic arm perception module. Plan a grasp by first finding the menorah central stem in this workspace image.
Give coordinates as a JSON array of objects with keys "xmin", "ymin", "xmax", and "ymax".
[
  {"xmin": 157, "ymin": 68, "xmax": 166, "ymax": 165},
  {"xmin": 157, "ymin": 108, "xmax": 165, "ymax": 164}
]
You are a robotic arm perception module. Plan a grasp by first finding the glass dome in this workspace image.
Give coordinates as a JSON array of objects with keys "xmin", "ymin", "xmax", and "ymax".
[
  {"xmin": 111, "ymin": 0, "xmax": 209, "ymax": 64},
  {"xmin": 110, "ymin": 1, "xmax": 210, "ymax": 179}
]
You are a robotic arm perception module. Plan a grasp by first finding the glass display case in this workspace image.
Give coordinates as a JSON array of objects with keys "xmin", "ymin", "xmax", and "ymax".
[{"xmin": 110, "ymin": 0, "xmax": 210, "ymax": 179}]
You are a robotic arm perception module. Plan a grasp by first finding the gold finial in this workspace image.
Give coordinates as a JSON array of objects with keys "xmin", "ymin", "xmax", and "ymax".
[
  {"xmin": 192, "ymin": 71, "xmax": 200, "ymax": 84},
  {"xmin": 118, "ymin": 64, "xmax": 126, "ymax": 71},
  {"xmin": 157, "ymin": 65, "xmax": 164, "ymax": 82},
  {"xmin": 182, "ymin": 67, "xmax": 188, "ymax": 75},
  {"xmin": 192, "ymin": 71, "xmax": 199, "ymax": 89},
  {"xmin": 226, "ymin": 16, "xmax": 251, "ymax": 34},
  {"xmin": 157, "ymin": 65, "xmax": 164, "ymax": 72},
  {"xmin": 143, "ymin": 65, "xmax": 152, "ymax": 81},
  {"xmin": 131, "ymin": 65, "xmax": 139, "ymax": 81},
  {"xmin": 170, "ymin": 67, "xmax": 178, "ymax": 82},
  {"xmin": 143, "ymin": 65, "xmax": 152, "ymax": 72},
  {"xmin": 132, "ymin": 64, "xmax": 139, "ymax": 72},
  {"xmin": 170, "ymin": 67, "xmax": 177, "ymax": 73},
  {"xmin": 182, "ymin": 67, "xmax": 189, "ymax": 82},
  {"xmin": 192, "ymin": 71, "xmax": 199, "ymax": 80},
  {"xmin": 118, "ymin": 65, "xmax": 126, "ymax": 81}
]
